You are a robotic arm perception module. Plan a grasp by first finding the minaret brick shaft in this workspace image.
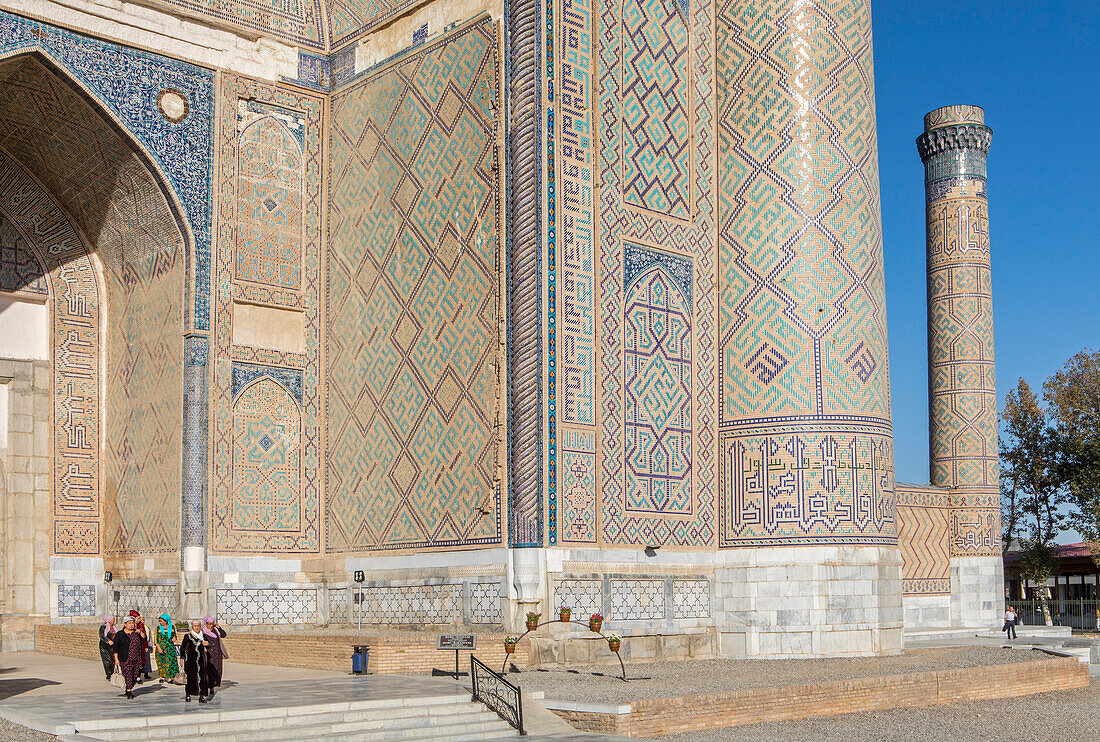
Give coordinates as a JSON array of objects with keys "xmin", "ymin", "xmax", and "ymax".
[{"xmin": 918, "ymin": 105, "xmax": 1002, "ymax": 625}]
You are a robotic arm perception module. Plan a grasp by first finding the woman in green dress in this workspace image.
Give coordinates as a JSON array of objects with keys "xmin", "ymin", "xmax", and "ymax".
[{"xmin": 154, "ymin": 613, "xmax": 179, "ymax": 682}]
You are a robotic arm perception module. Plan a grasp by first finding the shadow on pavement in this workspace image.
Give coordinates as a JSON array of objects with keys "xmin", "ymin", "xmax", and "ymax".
[{"xmin": 0, "ymin": 678, "xmax": 62, "ymax": 700}]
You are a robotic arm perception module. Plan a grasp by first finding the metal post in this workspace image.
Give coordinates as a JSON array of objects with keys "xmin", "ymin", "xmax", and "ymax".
[{"xmin": 357, "ymin": 585, "xmax": 362, "ymax": 632}]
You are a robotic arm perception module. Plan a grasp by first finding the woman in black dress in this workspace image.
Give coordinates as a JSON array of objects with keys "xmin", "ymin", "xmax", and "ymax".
[
  {"xmin": 202, "ymin": 616, "xmax": 227, "ymax": 691},
  {"xmin": 111, "ymin": 616, "xmax": 143, "ymax": 699},
  {"xmin": 179, "ymin": 619, "xmax": 211, "ymax": 703},
  {"xmin": 98, "ymin": 615, "xmax": 116, "ymax": 681}
]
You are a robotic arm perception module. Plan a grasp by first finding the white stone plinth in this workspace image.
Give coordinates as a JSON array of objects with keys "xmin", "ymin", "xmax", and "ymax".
[{"xmin": 714, "ymin": 545, "xmax": 903, "ymax": 658}]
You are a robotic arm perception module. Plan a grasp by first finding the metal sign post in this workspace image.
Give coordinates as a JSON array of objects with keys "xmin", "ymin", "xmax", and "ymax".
[
  {"xmin": 354, "ymin": 571, "xmax": 365, "ymax": 631},
  {"xmin": 437, "ymin": 634, "xmax": 477, "ymax": 679}
]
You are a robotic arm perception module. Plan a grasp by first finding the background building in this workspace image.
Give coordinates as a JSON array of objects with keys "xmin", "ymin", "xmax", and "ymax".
[{"xmin": 0, "ymin": 0, "xmax": 1000, "ymax": 657}]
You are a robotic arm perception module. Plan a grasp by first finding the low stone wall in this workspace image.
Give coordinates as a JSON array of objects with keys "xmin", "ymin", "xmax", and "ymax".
[
  {"xmin": 548, "ymin": 656, "xmax": 1089, "ymax": 737},
  {"xmin": 34, "ymin": 625, "xmax": 527, "ymax": 674}
]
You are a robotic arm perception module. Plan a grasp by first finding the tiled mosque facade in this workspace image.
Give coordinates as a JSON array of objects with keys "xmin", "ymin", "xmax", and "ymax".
[{"xmin": 0, "ymin": 0, "xmax": 1001, "ymax": 656}]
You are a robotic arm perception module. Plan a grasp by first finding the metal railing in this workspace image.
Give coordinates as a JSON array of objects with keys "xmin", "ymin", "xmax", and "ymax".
[
  {"xmin": 1007, "ymin": 598, "xmax": 1100, "ymax": 631},
  {"xmin": 471, "ymin": 655, "xmax": 524, "ymax": 735}
]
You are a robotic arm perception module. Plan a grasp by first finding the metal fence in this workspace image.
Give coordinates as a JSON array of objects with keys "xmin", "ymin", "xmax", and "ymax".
[
  {"xmin": 471, "ymin": 655, "xmax": 524, "ymax": 735},
  {"xmin": 1007, "ymin": 598, "xmax": 1100, "ymax": 631}
]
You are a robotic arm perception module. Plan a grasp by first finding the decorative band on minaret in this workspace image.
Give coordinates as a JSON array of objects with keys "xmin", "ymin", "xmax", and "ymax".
[{"xmin": 917, "ymin": 106, "xmax": 1000, "ymax": 563}]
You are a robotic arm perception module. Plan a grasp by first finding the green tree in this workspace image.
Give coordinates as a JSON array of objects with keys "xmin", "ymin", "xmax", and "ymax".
[
  {"xmin": 1045, "ymin": 349, "xmax": 1100, "ymax": 566},
  {"xmin": 1000, "ymin": 378, "xmax": 1064, "ymax": 611}
]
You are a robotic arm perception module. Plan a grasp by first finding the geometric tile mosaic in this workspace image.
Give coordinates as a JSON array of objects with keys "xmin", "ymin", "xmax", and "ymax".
[
  {"xmin": 561, "ymin": 430, "xmax": 598, "ymax": 543},
  {"xmin": 0, "ymin": 212, "xmax": 47, "ymax": 295},
  {"xmin": 231, "ymin": 378, "xmax": 302, "ymax": 534},
  {"xmin": 470, "ymin": 582, "xmax": 503, "ymax": 625},
  {"xmin": 554, "ymin": 580, "xmax": 603, "ymax": 619},
  {"xmin": 609, "ymin": 579, "xmax": 664, "ymax": 620},
  {"xmin": 358, "ymin": 584, "xmax": 462, "ymax": 624},
  {"xmin": 574, "ymin": 0, "xmax": 717, "ymax": 550},
  {"xmin": 112, "ymin": 584, "xmax": 180, "ymax": 620},
  {"xmin": 215, "ymin": 588, "xmax": 318, "ymax": 624},
  {"xmin": 624, "ymin": 246, "xmax": 693, "ymax": 517},
  {"xmin": 328, "ymin": 0, "xmax": 422, "ymax": 50},
  {"xmin": 714, "ymin": 0, "xmax": 895, "ymax": 548},
  {"xmin": 329, "ymin": 588, "xmax": 350, "ymax": 623},
  {"xmin": 621, "ymin": 0, "xmax": 691, "ymax": 220},
  {"xmin": 671, "ymin": 579, "xmax": 709, "ymax": 618},
  {"xmin": 896, "ymin": 485, "xmax": 951, "ymax": 596},
  {"xmin": 235, "ymin": 110, "xmax": 303, "ymax": 293},
  {"xmin": 58, "ymin": 585, "xmax": 96, "ymax": 617},
  {"xmin": 211, "ymin": 74, "xmax": 323, "ymax": 554},
  {"xmin": 327, "ymin": 19, "xmax": 502, "ymax": 553},
  {"xmin": 155, "ymin": 0, "xmax": 327, "ymax": 50}
]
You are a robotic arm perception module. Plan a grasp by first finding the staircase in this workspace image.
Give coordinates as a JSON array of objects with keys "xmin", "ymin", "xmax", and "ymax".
[{"xmin": 61, "ymin": 692, "xmax": 519, "ymax": 742}]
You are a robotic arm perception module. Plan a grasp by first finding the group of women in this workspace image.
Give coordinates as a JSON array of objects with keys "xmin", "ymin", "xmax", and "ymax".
[{"xmin": 98, "ymin": 612, "xmax": 228, "ymax": 702}]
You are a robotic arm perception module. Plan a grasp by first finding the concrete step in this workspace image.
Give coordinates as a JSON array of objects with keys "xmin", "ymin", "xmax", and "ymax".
[
  {"xmin": 91, "ymin": 702, "xmax": 494, "ymax": 740},
  {"xmin": 74, "ymin": 697, "xmax": 519, "ymax": 742}
]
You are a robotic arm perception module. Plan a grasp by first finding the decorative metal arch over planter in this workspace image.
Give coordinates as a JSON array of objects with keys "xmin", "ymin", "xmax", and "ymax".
[{"xmin": 502, "ymin": 617, "xmax": 628, "ymax": 681}]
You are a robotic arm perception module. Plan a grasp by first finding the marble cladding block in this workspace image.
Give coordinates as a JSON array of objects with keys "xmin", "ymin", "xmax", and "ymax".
[
  {"xmin": 714, "ymin": 546, "xmax": 903, "ymax": 657},
  {"xmin": 903, "ymin": 595, "xmax": 951, "ymax": 628},
  {"xmin": 951, "ymin": 556, "xmax": 1004, "ymax": 628}
]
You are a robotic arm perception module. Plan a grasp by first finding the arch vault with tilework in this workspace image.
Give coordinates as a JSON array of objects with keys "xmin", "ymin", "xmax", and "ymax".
[{"xmin": 0, "ymin": 0, "xmax": 1001, "ymax": 656}]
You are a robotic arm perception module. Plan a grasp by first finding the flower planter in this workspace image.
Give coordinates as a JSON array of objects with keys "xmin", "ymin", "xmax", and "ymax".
[
  {"xmin": 525, "ymin": 620, "xmax": 539, "ymax": 632},
  {"xmin": 559, "ymin": 609, "xmax": 571, "ymax": 622},
  {"xmin": 608, "ymin": 639, "xmax": 620, "ymax": 653},
  {"xmin": 504, "ymin": 643, "xmax": 516, "ymax": 655},
  {"xmin": 589, "ymin": 619, "xmax": 602, "ymax": 633}
]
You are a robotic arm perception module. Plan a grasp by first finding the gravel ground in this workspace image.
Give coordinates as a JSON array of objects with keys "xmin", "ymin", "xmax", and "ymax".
[
  {"xmin": 517, "ymin": 647, "xmax": 1042, "ymax": 703},
  {"xmin": 0, "ymin": 719, "xmax": 54, "ymax": 742},
  {"xmin": 660, "ymin": 682, "xmax": 1100, "ymax": 741}
]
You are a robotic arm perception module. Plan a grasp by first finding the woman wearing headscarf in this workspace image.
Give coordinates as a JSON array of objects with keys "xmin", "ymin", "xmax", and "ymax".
[
  {"xmin": 153, "ymin": 614, "xmax": 179, "ymax": 683},
  {"xmin": 202, "ymin": 615, "xmax": 228, "ymax": 691},
  {"xmin": 111, "ymin": 616, "xmax": 144, "ymax": 699},
  {"xmin": 179, "ymin": 619, "xmax": 211, "ymax": 703},
  {"xmin": 98, "ymin": 615, "xmax": 116, "ymax": 681},
  {"xmin": 127, "ymin": 609, "xmax": 152, "ymax": 682}
]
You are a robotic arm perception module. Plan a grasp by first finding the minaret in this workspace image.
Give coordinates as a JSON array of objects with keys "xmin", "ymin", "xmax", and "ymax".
[{"xmin": 917, "ymin": 106, "xmax": 1003, "ymax": 626}]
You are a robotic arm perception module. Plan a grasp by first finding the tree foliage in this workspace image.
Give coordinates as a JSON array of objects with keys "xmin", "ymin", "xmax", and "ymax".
[
  {"xmin": 1044, "ymin": 348, "xmax": 1100, "ymax": 565},
  {"xmin": 999, "ymin": 378, "xmax": 1064, "ymax": 579}
]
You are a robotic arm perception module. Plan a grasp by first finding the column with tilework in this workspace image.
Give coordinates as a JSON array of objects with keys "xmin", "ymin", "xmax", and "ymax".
[
  {"xmin": 715, "ymin": 0, "xmax": 902, "ymax": 657},
  {"xmin": 917, "ymin": 105, "xmax": 1003, "ymax": 626}
]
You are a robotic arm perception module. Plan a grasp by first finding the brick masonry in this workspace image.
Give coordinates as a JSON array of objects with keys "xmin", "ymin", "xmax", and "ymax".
[
  {"xmin": 549, "ymin": 656, "xmax": 1088, "ymax": 736},
  {"xmin": 34, "ymin": 624, "xmax": 527, "ymax": 674}
]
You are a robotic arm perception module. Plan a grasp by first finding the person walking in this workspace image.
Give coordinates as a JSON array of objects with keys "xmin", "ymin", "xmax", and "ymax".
[
  {"xmin": 154, "ymin": 613, "xmax": 179, "ymax": 683},
  {"xmin": 179, "ymin": 619, "xmax": 211, "ymax": 703},
  {"xmin": 202, "ymin": 616, "xmax": 228, "ymax": 692},
  {"xmin": 98, "ymin": 615, "xmax": 116, "ymax": 681},
  {"xmin": 128, "ymin": 610, "xmax": 153, "ymax": 681},
  {"xmin": 1004, "ymin": 605, "xmax": 1018, "ymax": 640},
  {"xmin": 112, "ymin": 616, "xmax": 144, "ymax": 699}
]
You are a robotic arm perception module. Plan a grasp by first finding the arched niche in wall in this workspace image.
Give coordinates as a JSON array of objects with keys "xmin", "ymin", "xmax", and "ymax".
[{"xmin": 0, "ymin": 50, "xmax": 190, "ymax": 557}]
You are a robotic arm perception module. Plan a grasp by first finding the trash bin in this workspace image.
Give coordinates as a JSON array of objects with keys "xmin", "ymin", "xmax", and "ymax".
[{"xmin": 351, "ymin": 645, "xmax": 369, "ymax": 675}]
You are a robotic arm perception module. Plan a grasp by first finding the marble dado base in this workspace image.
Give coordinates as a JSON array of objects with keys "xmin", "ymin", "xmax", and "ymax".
[
  {"xmin": 951, "ymin": 555, "xmax": 1004, "ymax": 628},
  {"xmin": 714, "ymin": 546, "xmax": 904, "ymax": 658},
  {"xmin": 903, "ymin": 594, "xmax": 951, "ymax": 627}
]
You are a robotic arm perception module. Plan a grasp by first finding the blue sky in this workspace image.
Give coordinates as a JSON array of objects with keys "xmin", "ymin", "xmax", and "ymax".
[{"xmin": 873, "ymin": 0, "xmax": 1100, "ymax": 505}]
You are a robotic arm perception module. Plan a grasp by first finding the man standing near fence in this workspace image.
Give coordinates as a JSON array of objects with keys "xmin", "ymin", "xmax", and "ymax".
[{"xmin": 1003, "ymin": 605, "xmax": 1018, "ymax": 639}]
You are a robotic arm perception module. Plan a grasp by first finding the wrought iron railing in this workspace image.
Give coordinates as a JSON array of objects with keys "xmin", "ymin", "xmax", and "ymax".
[
  {"xmin": 471, "ymin": 655, "xmax": 524, "ymax": 735},
  {"xmin": 1007, "ymin": 598, "xmax": 1100, "ymax": 631}
]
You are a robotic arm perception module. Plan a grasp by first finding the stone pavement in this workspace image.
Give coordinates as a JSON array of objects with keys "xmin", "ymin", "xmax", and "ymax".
[{"xmin": 0, "ymin": 652, "xmax": 641, "ymax": 741}]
